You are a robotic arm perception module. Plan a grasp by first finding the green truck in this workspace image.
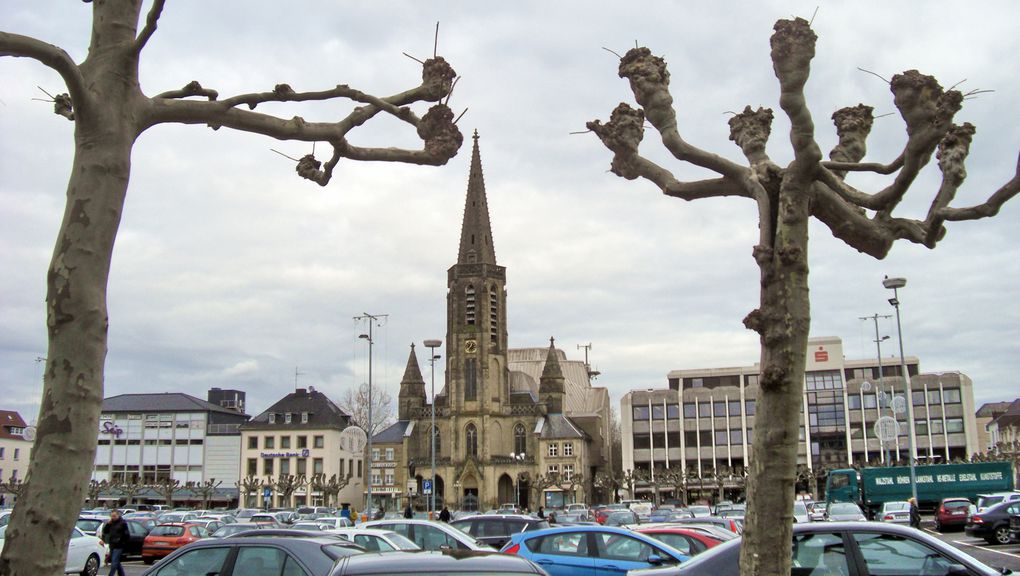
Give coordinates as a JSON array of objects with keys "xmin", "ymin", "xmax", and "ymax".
[{"xmin": 825, "ymin": 461, "xmax": 1014, "ymax": 515}]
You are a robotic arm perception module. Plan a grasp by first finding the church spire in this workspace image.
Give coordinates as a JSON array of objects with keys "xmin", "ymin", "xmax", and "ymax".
[
  {"xmin": 540, "ymin": 337, "xmax": 566, "ymax": 413},
  {"xmin": 457, "ymin": 130, "xmax": 497, "ymax": 265},
  {"xmin": 398, "ymin": 343, "xmax": 426, "ymax": 420}
]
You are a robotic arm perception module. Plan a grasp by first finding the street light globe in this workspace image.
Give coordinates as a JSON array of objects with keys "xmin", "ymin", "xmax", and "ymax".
[
  {"xmin": 424, "ymin": 339, "xmax": 442, "ymax": 348},
  {"xmin": 882, "ymin": 277, "xmax": 907, "ymax": 289}
]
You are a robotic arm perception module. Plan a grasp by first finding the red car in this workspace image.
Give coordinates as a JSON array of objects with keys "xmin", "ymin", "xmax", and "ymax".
[
  {"xmin": 935, "ymin": 497, "xmax": 973, "ymax": 532},
  {"xmin": 142, "ymin": 522, "xmax": 209, "ymax": 564},
  {"xmin": 635, "ymin": 526, "xmax": 723, "ymax": 557}
]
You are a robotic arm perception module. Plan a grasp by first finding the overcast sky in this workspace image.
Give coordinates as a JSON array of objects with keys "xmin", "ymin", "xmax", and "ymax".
[{"xmin": 2, "ymin": 1, "xmax": 1018, "ymax": 428}]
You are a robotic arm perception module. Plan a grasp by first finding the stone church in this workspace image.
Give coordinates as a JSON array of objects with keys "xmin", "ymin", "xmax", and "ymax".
[{"xmin": 371, "ymin": 133, "xmax": 612, "ymax": 512}]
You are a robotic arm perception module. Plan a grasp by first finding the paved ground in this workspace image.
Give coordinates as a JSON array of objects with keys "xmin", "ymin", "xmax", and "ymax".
[{"xmin": 925, "ymin": 526, "xmax": 1020, "ymax": 572}]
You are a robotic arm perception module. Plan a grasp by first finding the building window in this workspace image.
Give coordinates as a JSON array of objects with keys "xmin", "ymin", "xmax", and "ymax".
[
  {"xmin": 385, "ymin": 448, "xmax": 394, "ymax": 461},
  {"xmin": 264, "ymin": 458, "xmax": 274, "ymax": 477},
  {"xmin": 489, "ymin": 286, "xmax": 499, "ymax": 343},
  {"xmin": 313, "ymin": 458, "xmax": 324, "ymax": 475},
  {"xmin": 942, "ymin": 389, "xmax": 962, "ymax": 404},
  {"xmin": 0, "ymin": 447, "xmax": 4, "ymax": 459},
  {"xmin": 514, "ymin": 424, "xmax": 526, "ymax": 455},
  {"xmin": 805, "ymin": 370, "xmax": 843, "ymax": 390},
  {"xmin": 432, "ymin": 426, "xmax": 441, "ymax": 456},
  {"xmin": 548, "ymin": 464, "xmax": 559, "ymax": 476},
  {"xmin": 683, "ymin": 403, "xmax": 696, "ymax": 418},
  {"xmin": 714, "ymin": 402, "xmax": 727, "ymax": 417},
  {"xmin": 548, "ymin": 443, "xmax": 559, "ymax": 457},
  {"xmin": 247, "ymin": 459, "xmax": 258, "ymax": 477},
  {"xmin": 651, "ymin": 405, "xmax": 665, "ymax": 420},
  {"xmin": 13, "ymin": 448, "xmax": 20, "ymax": 460},
  {"xmin": 633, "ymin": 405, "xmax": 650, "ymax": 421},
  {"xmin": 297, "ymin": 436, "xmax": 307, "ymax": 449},
  {"xmin": 634, "ymin": 434, "xmax": 650, "ymax": 449},
  {"xmin": 563, "ymin": 464, "xmax": 574, "ymax": 481},
  {"xmin": 667, "ymin": 404, "xmax": 680, "ymax": 419},
  {"xmin": 314, "ymin": 435, "xmax": 324, "ymax": 449},
  {"xmin": 946, "ymin": 418, "xmax": 965, "ymax": 433},
  {"xmin": 248, "ymin": 437, "xmax": 258, "ymax": 450},
  {"xmin": 357, "ymin": 460, "xmax": 362, "ymax": 478},
  {"xmin": 466, "ymin": 424, "xmax": 478, "ymax": 457},
  {"xmin": 280, "ymin": 458, "xmax": 290, "ymax": 476},
  {"xmin": 730, "ymin": 429, "xmax": 743, "ymax": 444},
  {"xmin": 927, "ymin": 390, "xmax": 942, "ymax": 404},
  {"xmin": 296, "ymin": 458, "xmax": 307, "ymax": 476},
  {"xmin": 285, "ymin": 412, "xmax": 292, "ymax": 424},
  {"xmin": 265, "ymin": 436, "xmax": 275, "ymax": 449},
  {"xmin": 728, "ymin": 401, "xmax": 741, "ymax": 416},
  {"xmin": 385, "ymin": 471, "xmax": 395, "ymax": 485},
  {"xmin": 698, "ymin": 403, "xmax": 711, "ymax": 418},
  {"xmin": 563, "ymin": 442, "xmax": 573, "ymax": 457},
  {"xmin": 715, "ymin": 430, "xmax": 729, "ymax": 445},
  {"xmin": 339, "ymin": 460, "xmax": 345, "ymax": 477},
  {"xmin": 281, "ymin": 436, "xmax": 291, "ymax": 449},
  {"xmin": 269, "ymin": 413, "xmax": 276, "ymax": 424},
  {"xmin": 371, "ymin": 471, "xmax": 382, "ymax": 486},
  {"xmin": 372, "ymin": 448, "xmax": 380, "ymax": 461},
  {"xmin": 301, "ymin": 412, "xmax": 309, "ymax": 424},
  {"xmin": 745, "ymin": 400, "xmax": 756, "ymax": 416},
  {"xmin": 465, "ymin": 358, "xmax": 478, "ymax": 401},
  {"xmin": 466, "ymin": 285, "xmax": 476, "ymax": 325}
]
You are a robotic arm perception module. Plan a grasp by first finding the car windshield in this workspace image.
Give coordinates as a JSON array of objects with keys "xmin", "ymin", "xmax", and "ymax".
[
  {"xmin": 977, "ymin": 496, "xmax": 1003, "ymax": 508},
  {"xmin": 884, "ymin": 502, "xmax": 910, "ymax": 512},
  {"xmin": 943, "ymin": 500, "xmax": 970, "ymax": 510},
  {"xmin": 236, "ymin": 510, "xmax": 256, "ymax": 518},
  {"xmin": 212, "ymin": 525, "xmax": 250, "ymax": 537},
  {"xmin": 150, "ymin": 525, "xmax": 185, "ymax": 536},
  {"xmin": 829, "ymin": 503, "xmax": 861, "ymax": 515}
]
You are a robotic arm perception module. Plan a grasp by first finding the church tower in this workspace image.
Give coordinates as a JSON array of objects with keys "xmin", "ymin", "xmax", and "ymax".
[
  {"xmin": 446, "ymin": 131, "xmax": 509, "ymax": 417},
  {"xmin": 397, "ymin": 344, "xmax": 427, "ymax": 420},
  {"xmin": 539, "ymin": 337, "xmax": 566, "ymax": 413}
]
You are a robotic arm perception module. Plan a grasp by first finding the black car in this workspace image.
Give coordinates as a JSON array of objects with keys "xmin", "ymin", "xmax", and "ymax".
[
  {"xmin": 631, "ymin": 522, "xmax": 1009, "ymax": 576},
  {"xmin": 449, "ymin": 514, "xmax": 550, "ymax": 549},
  {"xmin": 139, "ymin": 536, "xmax": 363, "ymax": 576},
  {"xmin": 966, "ymin": 500, "xmax": 1020, "ymax": 545},
  {"xmin": 329, "ymin": 550, "xmax": 546, "ymax": 576},
  {"xmin": 1009, "ymin": 512, "xmax": 1020, "ymax": 542}
]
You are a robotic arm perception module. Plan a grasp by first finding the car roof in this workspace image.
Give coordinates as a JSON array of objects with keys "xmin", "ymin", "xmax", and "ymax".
[
  {"xmin": 331, "ymin": 550, "xmax": 541, "ymax": 576},
  {"xmin": 451, "ymin": 514, "xmax": 540, "ymax": 521}
]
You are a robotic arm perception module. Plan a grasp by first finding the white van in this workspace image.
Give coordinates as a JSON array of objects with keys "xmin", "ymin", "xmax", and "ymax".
[{"xmin": 975, "ymin": 492, "xmax": 1020, "ymax": 513}]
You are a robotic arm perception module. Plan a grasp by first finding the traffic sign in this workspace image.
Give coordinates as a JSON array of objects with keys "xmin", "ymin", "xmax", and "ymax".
[
  {"xmin": 422, "ymin": 479, "xmax": 433, "ymax": 495},
  {"xmin": 874, "ymin": 416, "xmax": 899, "ymax": 442},
  {"xmin": 263, "ymin": 487, "xmax": 271, "ymax": 499}
]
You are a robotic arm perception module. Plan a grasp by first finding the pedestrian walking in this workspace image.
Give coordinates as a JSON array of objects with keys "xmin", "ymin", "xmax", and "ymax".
[
  {"xmin": 537, "ymin": 506, "xmax": 545, "ymax": 519},
  {"xmin": 404, "ymin": 503, "xmax": 414, "ymax": 519},
  {"xmin": 439, "ymin": 506, "xmax": 451, "ymax": 522},
  {"xmin": 908, "ymin": 497, "xmax": 921, "ymax": 529},
  {"xmin": 100, "ymin": 509, "xmax": 129, "ymax": 576}
]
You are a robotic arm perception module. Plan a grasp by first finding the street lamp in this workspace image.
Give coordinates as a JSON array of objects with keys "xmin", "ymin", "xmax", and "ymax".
[
  {"xmin": 424, "ymin": 338, "xmax": 442, "ymax": 517},
  {"xmin": 883, "ymin": 276, "xmax": 918, "ymax": 501},
  {"xmin": 359, "ymin": 328, "xmax": 375, "ymax": 514},
  {"xmin": 509, "ymin": 452, "xmax": 526, "ymax": 508}
]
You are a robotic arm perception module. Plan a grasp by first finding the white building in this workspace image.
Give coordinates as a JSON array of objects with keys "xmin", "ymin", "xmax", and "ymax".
[{"xmin": 0, "ymin": 410, "xmax": 33, "ymax": 507}]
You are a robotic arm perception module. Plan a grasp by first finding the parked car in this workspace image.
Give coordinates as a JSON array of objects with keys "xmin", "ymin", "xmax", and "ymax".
[
  {"xmin": 632, "ymin": 522, "xmax": 1011, "ymax": 576},
  {"xmin": 156, "ymin": 511, "xmax": 198, "ymax": 524},
  {"xmin": 0, "ymin": 525, "xmax": 104, "ymax": 576},
  {"xmin": 667, "ymin": 516, "xmax": 742, "ymax": 535},
  {"xmin": 322, "ymin": 528, "xmax": 420, "ymax": 552},
  {"xmin": 877, "ymin": 501, "xmax": 911, "ymax": 525},
  {"xmin": 792, "ymin": 501, "xmax": 809, "ymax": 524},
  {"xmin": 688, "ymin": 506, "xmax": 712, "ymax": 518},
  {"xmin": 75, "ymin": 516, "xmax": 106, "ymax": 536},
  {"xmin": 316, "ymin": 516, "xmax": 355, "ymax": 530},
  {"xmin": 500, "ymin": 524, "xmax": 689, "ymax": 576},
  {"xmin": 976, "ymin": 492, "xmax": 1020, "ymax": 514},
  {"xmin": 1010, "ymin": 511, "xmax": 1020, "ymax": 542},
  {"xmin": 211, "ymin": 523, "xmax": 264, "ymax": 538},
  {"xmin": 142, "ymin": 522, "xmax": 210, "ymax": 564},
  {"xmin": 360, "ymin": 518, "xmax": 491, "ymax": 551},
  {"xmin": 234, "ymin": 508, "xmax": 260, "ymax": 523},
  {"xmin": 601, "ymin": 509, "xmax": 639, "ymax": 527},
  {"xmin": 635, "ymin": 526, "xmax": 724, "ymax": 557},
  {"xmin": 329, "ymin": 550, "xmax": 546, "ymax": 576},
  {"xmin": 935, "ymin": 498, "xmax": 973, "ymax": 532},
  {"xmin": 824, "ymin": 502, "xmax": 866, "ymax": 522},
  {"xmin": 139, "ymin": 535, "xmax": 363, "ymax": 576},
  {"xmin": 450, "ymin": 514, "xmax": 550, "ymax": 549},
  {"xmin": 188, "ymin": 519, "xmax": 223, "ymax": 534},
  {"xmin": 249, "ymin": 513, "xmax": 282, "ymax": 526},
  {"xmin": 808, "ymin": 502, "xmax": 827, "ymax": 522},
  {"xmin": 965, "ymin": 500, "xmax": 1020, "ymax": 545}
]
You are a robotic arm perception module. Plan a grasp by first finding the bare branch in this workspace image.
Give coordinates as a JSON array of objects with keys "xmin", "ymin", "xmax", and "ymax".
[
  {"xmin": 820, "ymin": 154, "xmax": 904, "ymax": 175},
  {"xmin": 771, "ymin": 19, "xmax": 823, "ymax": 169},
  {"xmin": 155, "ymin": 81, "xmax": 218, "ymax": 101},
  {"xmin": 403, "ymin": 52, "xmax": 424, "ymax": 65},
  {"xmin": 856, "ymin": 67, "xmax": 890, "ymax": 85},
  {"xmin": 938, "ymin": 150, "xmax": 1020, "ymax": 222},
  {"xmin": 134, "ymin": 0, "xmax": 166, "ymax": 54},
  {"xmin": 602, "ymin": 46, "xmax": 623, "ymax": 60},
  {"xmin": 0, "ymin": 32, "xmax": 86, "ymax": 118}
]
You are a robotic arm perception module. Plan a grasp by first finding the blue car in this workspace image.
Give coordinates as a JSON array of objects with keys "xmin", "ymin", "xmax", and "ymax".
[{"xmin": 501, "ymin": 525, "xmax": 690, "ymax": 576}]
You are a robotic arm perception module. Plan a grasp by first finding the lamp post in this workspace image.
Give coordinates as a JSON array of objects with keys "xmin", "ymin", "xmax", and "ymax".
[
  {"xmin": 510, "ymin": 452, "xmax": 525, "ymax": 508},
  {"xmin": 883, "ymin": 276, "xmax": 918, "ymax": 501},
  {"xmin": 356, "ymin": 312, "xmax": 385, "ymax": 515},
  {"xmin": 424, "ymin": 338, "xmax": 442, "ymax": 517},
  {"xmin": 861, "ymin": 313, "xmax": 892, "ymax": 463}
]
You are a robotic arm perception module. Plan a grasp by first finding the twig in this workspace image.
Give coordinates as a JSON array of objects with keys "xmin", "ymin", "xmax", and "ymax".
[
  {"xmin": 875, "ymin": 112, "xmax": 895, "ymax": 119},
  {"xmin": 444, "ymin": 76, "xmax": 460, "ymax": 106},
  {"xmin": 31, "ymin": 97, "xmax": 53, "ymax": 103},
  {"xmin": 453, "ymin": 107, "xmax": 469, "ymax": 125},
  {"xmin": 569, "ymin": 129, "xmax": 592, "ymax": 135},
  {"xmin": 434, "ymin": 21, "xmax": 440, "ymax": 59},
  {"xmin": 602, "ymin": 47, "xmax": 623, "ymax": 59},
  {"xmin": 809, "ymin": 6, "xmax": 819, "ymax": 26},
  {"xmin": 948, "ymin": 79, "xmax": 967, "ymax": 91},
  {"xmin": 964, "ymin": 88, "xmax": 994, "ymax": 98},
  {"xmin": 857, "ymin": 67, "xmax": 890, "ymax": 85},
  {"xmin": 270, "ymin": 148, "xmax": 301, "ymax": 162},
  {"xmin": 37, "ymin": 86, "xmax": 56, "ymax": 100},
  {"xmin": 402, "ymin": 52, "xmax": 425, "ymax": 65}
]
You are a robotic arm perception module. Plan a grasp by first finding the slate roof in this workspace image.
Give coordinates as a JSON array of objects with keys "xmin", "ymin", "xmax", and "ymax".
[
  {"xmin": 102, "ymin": 393, "xmax": 240, "ymax": 415},
  {"xmin": 539, "ymin": 413, "xmax": 588, "ymax": 440},
  {"xmin": 241, "ymin": 388, "xmax": 353, "ymax": 431},
  {"xmin": 0, "ymin": 410, "xmax": 28, "ymax": 440},
  {"xmin": 990, "ymin": 399, "xmax": 1020, "ymax": 429},
  {"xmin": 373, "ymin": 420, "xmax": 415, "ymax": 444},
  {"xmin": 976, "ymin": 401, "xmax": 1014, "ymax": 418}
]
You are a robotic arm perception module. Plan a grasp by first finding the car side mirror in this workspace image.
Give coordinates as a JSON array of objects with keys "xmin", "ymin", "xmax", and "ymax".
[{"xmin": 646, "ymin": 554, "xmax": 664, "ymax": 565}]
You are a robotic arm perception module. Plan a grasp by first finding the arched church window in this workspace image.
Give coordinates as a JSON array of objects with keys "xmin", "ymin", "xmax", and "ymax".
[
  {"xmin": 466, "ymin": 285, "xmax": 476, "ymax": 325},
  {"xmin": 466, "ymin": 424, "xmax": 478, "ymax": 457},
  {"xmin": 489, "ymin": 285, "xmax": 498, "ymax": 344},
  {"xmin": 514, "ymin": 423, "xmax": 526, "ymax": 456},
  {"xmin": 464, "ymin": 359, "xmax": 477, "ymax": 401}
]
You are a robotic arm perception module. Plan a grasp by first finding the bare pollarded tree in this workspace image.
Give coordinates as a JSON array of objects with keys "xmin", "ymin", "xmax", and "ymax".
[
  {"xmin": 0, "ymin": 2, "xmax": 463, "ymax": 574},
  {"xmin": 588, "ymin": 17, "xmax": 1018, "ymax": 576}
]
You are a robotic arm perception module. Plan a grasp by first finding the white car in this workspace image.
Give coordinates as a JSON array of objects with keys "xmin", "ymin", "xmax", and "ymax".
[
  {"xmin": 324, "ymin": 527, "xmax": 420, "ymax": 552},
  {"xmin": 316, "ymin": 516, "xmax": 355, "ymax": 529},
  {"xmin": 359, "ymin": 518, "xmax": 491, "ymax": 551},
  {"xmin": 0, "ymin": 525, "xmax": 105, "ymax": 576}
]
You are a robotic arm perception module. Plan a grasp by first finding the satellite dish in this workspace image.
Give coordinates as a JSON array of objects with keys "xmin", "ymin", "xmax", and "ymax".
[
  {"xmin": 861, "ymin": 381, "xmax": 872, "ymax": 392},
  {"xmin": 23, "ymin": 426, "xmax": 37, "ymax": 442},
  {"xmin": 892, "ymin": 396, "xmax": 907, "ymax": 414}
]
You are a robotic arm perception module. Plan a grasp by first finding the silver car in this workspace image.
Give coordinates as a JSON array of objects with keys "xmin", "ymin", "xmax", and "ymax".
[
  {"xmin": 878, "ymin": 501, "xmax": 911, "ymax": 524},
  {"xmin": 826, "ymin": 502, "xmax": 867, "ymax": 522}
]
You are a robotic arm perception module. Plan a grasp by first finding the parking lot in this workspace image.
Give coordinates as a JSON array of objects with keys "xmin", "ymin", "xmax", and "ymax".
[{"xmin": 925, "ymin": 525, "xmax": 1020, "ymax": 572}]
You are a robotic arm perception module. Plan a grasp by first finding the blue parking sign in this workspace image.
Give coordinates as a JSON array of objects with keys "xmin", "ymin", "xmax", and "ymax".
[{"xmin": 422, "ymin": 479, "xmax": 433, "ymax": 495}]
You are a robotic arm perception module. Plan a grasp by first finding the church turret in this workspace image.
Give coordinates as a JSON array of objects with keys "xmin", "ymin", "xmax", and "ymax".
[
  {"xmin": 539, "ymin": 337, "xmax": 566, "ymax": 413},
  {"xmin": 398, "ymin": 344, "xmax": 427, "ymax": 420}
]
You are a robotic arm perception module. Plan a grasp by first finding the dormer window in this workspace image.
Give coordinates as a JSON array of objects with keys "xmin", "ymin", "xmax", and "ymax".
[
  {"xmin": 301, "ymin": 412, "xmax": 309, "ymax": 423},
  {"xmin": 285, "ymin": 413, "xmax": 293, "ymax": 424},
  {"xmin": 268, "ymin": 413, "xmax": 276, "ymax": 424}
]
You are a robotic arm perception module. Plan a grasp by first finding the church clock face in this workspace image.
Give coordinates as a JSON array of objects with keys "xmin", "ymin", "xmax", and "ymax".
[{"xmin": 464, "ymin": 339, "xmax": 477, "ymax": 353}]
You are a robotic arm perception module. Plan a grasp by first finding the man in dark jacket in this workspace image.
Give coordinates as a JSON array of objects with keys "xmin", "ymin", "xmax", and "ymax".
[
  {"xmin": 403, "ymin": 503, "xmax": 414, "ymax": 519},
  {"xmin": 439, "ymin": 506, "xmax": 451, "ymax": 522},
  {"xmin": 100, "ymin": 509, "xmax": 129, "ymax": 576}
]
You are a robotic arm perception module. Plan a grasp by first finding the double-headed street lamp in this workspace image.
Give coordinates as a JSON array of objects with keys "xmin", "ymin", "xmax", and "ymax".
[
  {"xmin": 423, "ymin": 339, "xmax": 442, "ymax": 517},
  {"xmin": 357, "ymin": 312, "xmax": 386, "ymax": 516},
  {"xmin": 883, "ymin": 276, "xmax": 918, "ymax": 501},
  {"xmin": 510, "ymin": 452, "xmax": 526, "ymax": 508}
]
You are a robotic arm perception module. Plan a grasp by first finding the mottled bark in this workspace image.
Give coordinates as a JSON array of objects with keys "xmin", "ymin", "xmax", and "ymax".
[
  {"xmin": 0, "ymin": 1, "xmax": 462, "ymax": 574},
  {"xmin": 588, "ymin": 16, "xmax": 1017, "ymax": 576}
]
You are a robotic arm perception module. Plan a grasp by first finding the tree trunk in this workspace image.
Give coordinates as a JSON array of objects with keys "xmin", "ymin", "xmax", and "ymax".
[{"xmin": 739, "ymin": 183, "xmax": 811, "ymax": 576}]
